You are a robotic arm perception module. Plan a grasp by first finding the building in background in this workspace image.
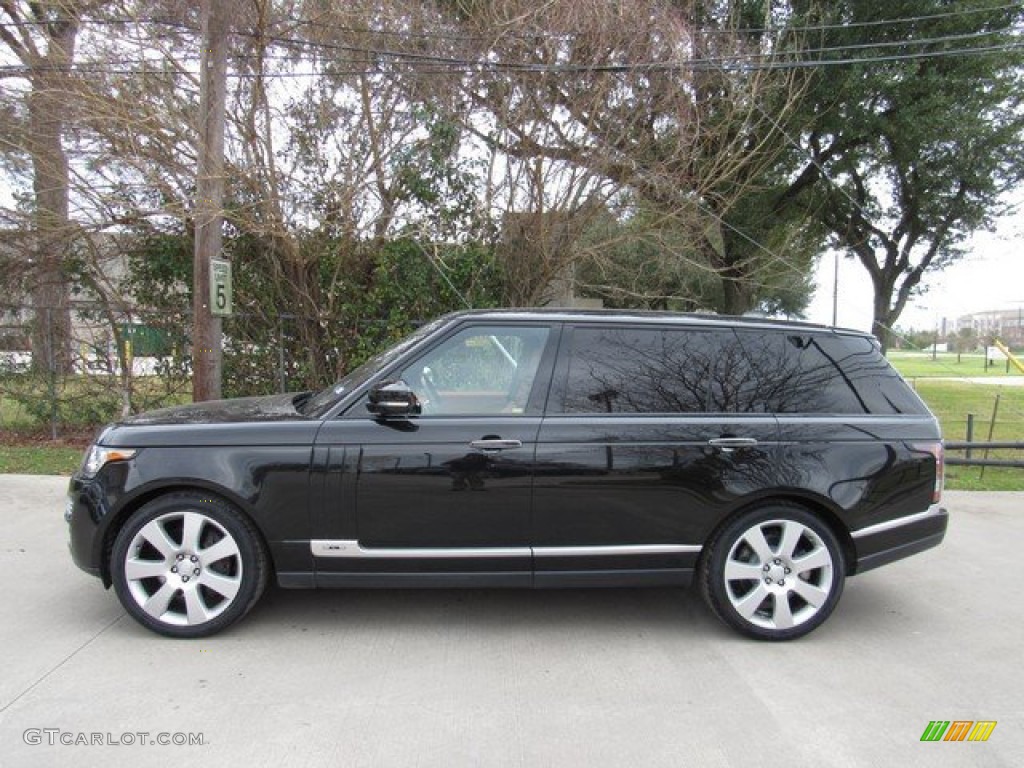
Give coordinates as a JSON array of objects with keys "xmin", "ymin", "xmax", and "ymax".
[{"xmin": 954, "ymin": 308, "xmax": 1024, "ymax": 346}]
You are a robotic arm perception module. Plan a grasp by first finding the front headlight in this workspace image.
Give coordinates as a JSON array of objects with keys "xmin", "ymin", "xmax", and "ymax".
[{"xmin": 80, "ymin": 445, "xmax": 137, "ymax": 479}]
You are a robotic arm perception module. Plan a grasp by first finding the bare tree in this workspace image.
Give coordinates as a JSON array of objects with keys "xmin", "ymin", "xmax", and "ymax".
[
  {"xmin": 0, "ymin": 1, "xmax": 111, "ymax": 372},
  {"xmin": 448, "ymin": 0, "xmax": 810, "ymax": 313}
]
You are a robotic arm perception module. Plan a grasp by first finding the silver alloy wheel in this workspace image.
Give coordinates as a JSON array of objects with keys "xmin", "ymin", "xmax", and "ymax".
[
  {"xmin": 723, "ymin": 518, "xmax": 835, "ymax": 631},
  {"xmin": 123, "ymin": 510, "xmax": 243, "ymax": 627}
]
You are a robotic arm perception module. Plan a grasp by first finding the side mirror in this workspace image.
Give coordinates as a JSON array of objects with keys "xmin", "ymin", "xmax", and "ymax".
[{"xmin": 367, "ymin": 380, "xmax": 421, "ymax": 418}]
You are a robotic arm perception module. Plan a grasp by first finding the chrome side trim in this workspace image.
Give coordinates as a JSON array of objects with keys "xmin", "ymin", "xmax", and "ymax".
[
  {"xmin": 310, "ymin": 540, "xmax": 529, "ymax": 559},
  {"xmin": 310, "ymin": 540, "xmax": 702, "ymax": 559},
  {"xmin": 851, "ymin": 505, "xmax": 945, "ymax": 539},
  {"xmin": 533, "ymin": 544, "xmax": 702, "ymax": 557}
]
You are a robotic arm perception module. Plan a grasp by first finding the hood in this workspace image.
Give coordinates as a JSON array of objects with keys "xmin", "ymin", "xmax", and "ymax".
[{"xmin": 119, "ymin": 392, "xmax": 310, "ymax": 426}]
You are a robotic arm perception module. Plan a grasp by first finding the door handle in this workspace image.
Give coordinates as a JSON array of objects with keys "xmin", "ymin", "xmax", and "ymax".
[
  {"xmin": 470, "ymin": 439, "xmax": 523, "ymax": 451},
  {"xmin": 707, "ymin": 437, "xmax": 758, "ymax": 452}
]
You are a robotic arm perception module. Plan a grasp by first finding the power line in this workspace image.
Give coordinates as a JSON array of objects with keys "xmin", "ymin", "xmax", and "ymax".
[
  {"xmin": 302, "ymin": 3, "xmax": 1023, "ymax": 39},
  {"xmin": 738, "ymin": 2, "xmax": 1023, "ymax": 35},
  {"xmin": 224, "ymin": 23, "xmax": 1024, "ymax": 73},
  {"xmin": 4, "ymin": 3, "xmax": 1021, "ymax": 80},
  {"xmin": 13, "ymin": 25, "xmax": 1017, "ymax": 74},
  {"xmin": 16, "ymin": 22, "xmax": 1010, "ymax": 69},
  {"xmin": 1, "ymin": 3, "xmax": 1020, "ymax": 39},
  {"xmin": 754, "ymin": 41, "xmax": 1024, "ymax": 71},
  {"xmin": 2, "ymin": 37, "xmax": 1021, "ymax": 80}
]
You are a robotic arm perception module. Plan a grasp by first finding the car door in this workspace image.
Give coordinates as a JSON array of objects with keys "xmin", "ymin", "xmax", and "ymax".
[
  {"xmin": 532, "ymin": 323, "xmax": 780, "ymax": 586},
  {"xmin": 312, "ymin": 322, "xmax": 559, "ymax": 587}
]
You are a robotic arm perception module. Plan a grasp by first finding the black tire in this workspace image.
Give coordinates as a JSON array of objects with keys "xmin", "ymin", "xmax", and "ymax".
[
  {"xmin": 700, "ymin": 504, "xmax": 845, "ymax": 641},
  {"xmin": 110, "ymin": 491, "xmax": 268, "ymax": 638}
]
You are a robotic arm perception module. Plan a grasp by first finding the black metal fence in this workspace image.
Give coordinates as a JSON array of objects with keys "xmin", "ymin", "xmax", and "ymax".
[
  {"xmin": 945, "ymin": 442, "xmax": 1024, "ymax": 468},
  {"xmin": 943, "ymin": 392, "xmax": 1024, "ymax": 476}
]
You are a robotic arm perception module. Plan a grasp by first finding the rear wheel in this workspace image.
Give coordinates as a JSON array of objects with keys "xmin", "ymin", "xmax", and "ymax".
[
  {"xmin": 111, "ymin": 492, "xmax": 267, "ymax": 638},
  {"xmin": 701, "ymin": 504, "xmax": 845, "ymax": 641}
]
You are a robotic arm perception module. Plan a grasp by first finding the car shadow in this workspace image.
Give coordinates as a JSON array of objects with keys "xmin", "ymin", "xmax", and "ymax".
[{"xmin": 241, "ymin": 583, "xmax": 730, "ymax": 639}]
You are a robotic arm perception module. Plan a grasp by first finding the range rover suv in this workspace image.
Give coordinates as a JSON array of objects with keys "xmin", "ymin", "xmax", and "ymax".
[{"xmin": 66, "ymin": 309, "xmax": 947, "ymax": 640}]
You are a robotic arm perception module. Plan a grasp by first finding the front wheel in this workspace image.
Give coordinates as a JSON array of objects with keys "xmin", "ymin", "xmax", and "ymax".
[
  {"xmin": 701, "ymin": 505, "xmax": 845, "ymax": 641},
  {"xmin": 110, "ymin": 492, "xmax": 268, "ymax": 638}
]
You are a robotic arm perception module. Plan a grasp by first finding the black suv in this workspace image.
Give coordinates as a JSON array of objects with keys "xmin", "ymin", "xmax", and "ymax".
[{"xmin": 66, "ymin": 309, "xmax": 947, "ymax": 640}]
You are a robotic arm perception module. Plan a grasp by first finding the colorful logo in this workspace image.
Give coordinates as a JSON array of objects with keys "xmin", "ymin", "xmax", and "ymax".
[{"xmin": 921, "ymin": 721, "xmax": 997, "ymax": 742}]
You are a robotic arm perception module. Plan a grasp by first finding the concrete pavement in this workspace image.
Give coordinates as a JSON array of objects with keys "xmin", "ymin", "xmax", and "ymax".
[{"xmin": 0, "ymin": 475, "xmax": 1020, "ymax": 767}]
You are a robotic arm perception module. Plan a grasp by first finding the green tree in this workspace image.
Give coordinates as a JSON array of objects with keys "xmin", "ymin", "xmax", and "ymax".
[
  {"xmin": 779, "ymin": 0, "xmax": 1024, "ymax": 350},
  {"xmin": 575, "ymin": 198, "xmax": 814, "ymax": 315},
  {"xmin": 954, "ymin": 325, "xmax": 980, "ymax": 353}
]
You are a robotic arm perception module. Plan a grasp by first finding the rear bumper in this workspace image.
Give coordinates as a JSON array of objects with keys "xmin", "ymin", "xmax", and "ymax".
[{"xmin": 850, "ymin": 504, "xmax": 948, "ymax": 574}]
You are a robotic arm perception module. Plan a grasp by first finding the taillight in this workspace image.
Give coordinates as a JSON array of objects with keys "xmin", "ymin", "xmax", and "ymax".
[{"xmin": 912, "ymin": 441, "xmax": 944, "ymax": 504}]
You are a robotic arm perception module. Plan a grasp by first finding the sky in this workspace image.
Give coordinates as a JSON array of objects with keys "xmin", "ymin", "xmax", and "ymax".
[{"xmin": 803, "ymin": 207, "xmax": 1024, "ymax": 334}]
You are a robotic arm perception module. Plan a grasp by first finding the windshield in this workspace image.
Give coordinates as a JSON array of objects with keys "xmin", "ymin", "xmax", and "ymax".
[{"xmin": 300, "ymin": 316, "xmax": 449, "ymax": 418}]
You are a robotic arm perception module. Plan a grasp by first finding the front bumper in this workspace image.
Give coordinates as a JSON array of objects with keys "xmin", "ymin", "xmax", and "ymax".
[
  {"xmin": 65, "ymin": 469, "xmax": 128, "ymax": 583},
  {"xmin": 850, "ymin": 504, "xmax": 948, "ymax": 574}
]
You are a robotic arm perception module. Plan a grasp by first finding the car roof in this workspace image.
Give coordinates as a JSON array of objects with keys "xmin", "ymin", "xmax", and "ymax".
[{"xmin": 441, "ymin": 308, "xmax": 871, "ymax": 338}]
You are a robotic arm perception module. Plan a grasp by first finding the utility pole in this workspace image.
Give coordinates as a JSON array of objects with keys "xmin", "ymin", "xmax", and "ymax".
[
  {"xmin": 831, "ymin": 251, "xmax": 839, "ymax": 327},
  {"xmin": 193, "ymin": 0, "xmax": 230, "ymax": 401}
]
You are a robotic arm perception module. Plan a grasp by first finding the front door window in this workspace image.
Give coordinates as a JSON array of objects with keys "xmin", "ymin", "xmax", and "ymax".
[{"xmin": 399, "ymin": 325, "xmax": 550, "ymax": 415}]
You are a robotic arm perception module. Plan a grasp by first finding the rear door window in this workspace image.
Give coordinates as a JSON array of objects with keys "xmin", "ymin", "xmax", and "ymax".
[{"xmin": 556, "ymin": 326, "xmax": 757, "ymax": 414}]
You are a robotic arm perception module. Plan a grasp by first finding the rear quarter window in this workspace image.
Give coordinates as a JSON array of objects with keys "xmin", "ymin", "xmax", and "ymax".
[{"xmin": 734, "ymin": 331, "xmax": 928, "ymax": 415}]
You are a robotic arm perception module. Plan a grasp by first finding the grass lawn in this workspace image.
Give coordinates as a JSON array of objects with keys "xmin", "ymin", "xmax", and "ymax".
[
  {"xmin": 0, "ymin": 393, "xmax": 33, "ymax": 429},
  {"xmin": 908, "ymin": 380, "xmax": 1024, "ymax": 491},
  {"xmin": 0, "ymin": 444, "xmax": 84, "ymax": 475},
  {"xmin": 887, "ymin": 349, "xmax": 1024, "ymax": 380}
]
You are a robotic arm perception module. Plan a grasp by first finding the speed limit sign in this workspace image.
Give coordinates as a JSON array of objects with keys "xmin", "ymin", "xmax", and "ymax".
[{"xmin": 210, "ymin": 258, "xmax": 233, "ymax": 317}]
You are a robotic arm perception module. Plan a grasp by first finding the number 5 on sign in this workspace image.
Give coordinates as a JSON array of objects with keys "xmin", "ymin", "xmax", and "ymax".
[{"xmin": 210, "ymin": 258, "xmax": 232, "ymax": 317}]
